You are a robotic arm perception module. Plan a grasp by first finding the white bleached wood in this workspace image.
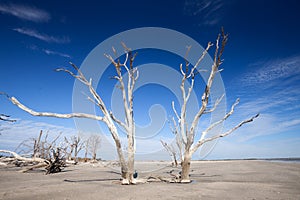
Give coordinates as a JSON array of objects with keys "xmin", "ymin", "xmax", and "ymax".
[
  {"xmin": 171, "ymin": 29, "xmax": 259, "ymax": 182},
  {"xmin": 3, "ymin": 43, "xmax": 138, "ymax": 184},
  {"xmin": 10, "ymin": 97, "xmax": 104, "ymax": 121},
  {"xmin": 0, "ymin": 150, "xmax": 46, "ymax": 163}
]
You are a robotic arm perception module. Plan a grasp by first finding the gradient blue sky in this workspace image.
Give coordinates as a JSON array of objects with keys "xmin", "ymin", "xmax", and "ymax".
[{"xmin": 0, "ymin": 0, "xmax": 300, "ymax": 160}]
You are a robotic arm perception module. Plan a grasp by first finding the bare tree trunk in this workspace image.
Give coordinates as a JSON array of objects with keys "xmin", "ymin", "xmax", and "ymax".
[
  {"xmin": 106, "ymin": 123, "xmax": 128, "ymax": 182},
  {"xmin": 180, "ymin": 152, "xmax": 192, "ymax": 183},
  {"xmin": 84, "ymin": 140, "xmax": 89, "ymax": 162},
  {"xmin": 127, "ymin": 125, "xmax": 135, "ymax": 184}
]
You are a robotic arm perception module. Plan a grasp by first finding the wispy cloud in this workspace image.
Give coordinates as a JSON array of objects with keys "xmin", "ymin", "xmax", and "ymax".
[
  {"xmin": 223, "ymin": 54, "xmax": 300, "ymax": 142},
  {"xmin": 240, "ymin": 55, "xmax": 300, "ymax": 86},
  {"xmin": 0, "ymin": 3, "xmax": 50, "ymax": 23},
  {"xmin": 183, "ymin": 0, "xmax": 225, "ymax": 26},
  {"xmin": 224, "ymin": 84, "xmax": 300, "ymax": 142},
  {"xmin": 27, "ymin": 44, "xmax": 71, "ymax": 58},
  {"xmin": 13, "ymin": 28, "xmax": 70, "ymax": 44},
  {"xmin": 226, "ymin": 113, "xmax": 300, "ymax": 142},
  {"xmin": 42, "ymin": 49, "xmax": 71, "ymax": 58}
]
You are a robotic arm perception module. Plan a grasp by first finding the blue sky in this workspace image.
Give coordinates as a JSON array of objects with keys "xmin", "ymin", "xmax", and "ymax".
[{"xmin": 0, "ymin": 0, "xmax": 300, "ymax": 160}]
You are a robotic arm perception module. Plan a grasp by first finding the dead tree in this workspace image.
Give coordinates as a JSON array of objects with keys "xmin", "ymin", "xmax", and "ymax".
[
  {"xmin": 15, "ymin": 130, "xmax": 62, "ymax": 160},
  {"xmin": 3, "ymin": 44, "xmax": 138, "ymax": 184},
  {"xmin": 171, "ymin": 29, "xmax": 259, "ymax": 183},
  {"xmin": 160, "ymin": 140, "xmax": 178, "ymax": 167},
  {"xmin": 1, "ymin": 130, "xmax": 66, "ymax": 173},
  {"xmin": 0, "ymin": 149, "xmax": 65, "ymax": 174},
  {"xmin": 160, "ymin": 118, "xmax": 185, "ymax": 168},
  {"xmin": 63, "ymin": 136, "xmax": 74, "ymax": 161},
  {"xmin": 84, "ymin": 138, "xmax": 89, "ymax": 162},
  {"xmin": 88, "ymin": 134, "xmax": 101, "ymax": 162},
  {"xmin": 69, "ymin": 135, "xmax": 84, "ymax": 163}
]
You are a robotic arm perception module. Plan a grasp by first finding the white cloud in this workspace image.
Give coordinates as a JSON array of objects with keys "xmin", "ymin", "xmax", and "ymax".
[
  {"xmin": 26, "ymin": 44, "xmax": 71, "ymax": 58},
  {"xmin": 240, "ymin": 55, "xmax": 300, "ymax": 86},
  {"xmin": 207, "ymin": 137, "xmax": 300, "ymax": 159},
  {"xmin": 228, "ymin": 106, "xmax": 300, "ymax": 143},
  {"xmin": 225, "ymin": 55, "xmax": 300, "ymax": 142},
  {"xmin": 0, "ymin": 120, "xmax": 78, "ymax": 151},
  {"xmin": 0, "ymin": 3, "xmax": 50, "ymax": 23},
  {"xmin": 184, "ymin": 0, "xmax": 225, "ymax": 26},
  {"xmin": 42, "ymin": 49, "xmax": 71, "ymax": 58},
  {"xmin": 13, "ymin": 28, "xmax": 70, "ymax": 44}
]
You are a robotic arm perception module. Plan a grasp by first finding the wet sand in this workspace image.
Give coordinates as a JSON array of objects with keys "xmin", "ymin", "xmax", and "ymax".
[{"xmin": 0, "ymin": 160, "xmax": 299, "ymax": 200}]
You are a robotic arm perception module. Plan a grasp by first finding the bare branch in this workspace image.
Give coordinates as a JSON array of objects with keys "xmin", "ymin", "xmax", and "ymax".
[
  {"xmin": 172, "ymin": 101, "xmax": 180, "ymax": 121},
  {"xmin": 134, "ymin": 68, "xmax": 139, "ymax": 81},
  {"xmin": 8, "ymin": 96, "xmax": 104, "ymax": 121},
  {"xmin": 185, "ymin": 75, "xmax": 195, "ymax": 101},
  {"xmin": 83, "ymin": 92, "xmax": 99, "ymax": 107},
  {"xmin": 168, "ymin": 117, "xmax": 179, "ymax": 136},
  {"xmin": 56, "ymin": 63, "xmax": 110, "ymax": 117},
  {"xmin": 184, "ymin": 46, "xmax": 191, "ymax": 74},
  {"xmin": 160, "ymin": 140, "xmax": 178, "ymax": 167},
  {"xmin": 110, "ymin": 111, "xmax": 128, "ymax": 132},
  {"xmin": 191, "ymin": 114, "xmax": 259, "ymax": 154},
  {"xmin": 190, "ymin": 31, "xmax": 229, "ymax": 138},
  {"xmin": 200, "ymin": 98, "xmax": 239, "ymax": 141},
  {"xmin": 187, "ymin": 41, "xmax": 213, "ymax": 79},
  {"xmin": 204, "ymin": 94, "xmax": 225, "ymax": 114},
  {"xmin": 121, "ymin": 42, "xmax": 131, "ymax": 52},
  {"xmin": 179, "ymin": 64, "xmax": 185, "ymax": 76},
  {"xmin": 104, "ymin": 53, "xmax": 118, "ymax": 67}
]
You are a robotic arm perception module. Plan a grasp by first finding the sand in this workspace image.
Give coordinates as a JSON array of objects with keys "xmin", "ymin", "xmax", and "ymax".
[{"xmin": 0, "ymin": 160, "xmax": 299, "ymax": 200}]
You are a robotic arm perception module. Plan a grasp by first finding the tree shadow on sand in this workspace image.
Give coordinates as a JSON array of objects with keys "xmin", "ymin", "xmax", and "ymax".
[{"xmin": 64, "ymin": 178, "xmax": 120, "ymax": 183}]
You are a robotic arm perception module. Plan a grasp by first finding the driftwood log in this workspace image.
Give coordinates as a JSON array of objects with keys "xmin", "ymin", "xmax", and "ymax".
[{"xmin": 0, "ymin": 148, "xmax": 65, "ymax": 174}]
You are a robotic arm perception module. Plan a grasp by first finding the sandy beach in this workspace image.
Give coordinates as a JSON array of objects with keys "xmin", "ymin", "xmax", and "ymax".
[{"xmin": 0, "ymin": 160, "xmax": 299, "ymax": 200}]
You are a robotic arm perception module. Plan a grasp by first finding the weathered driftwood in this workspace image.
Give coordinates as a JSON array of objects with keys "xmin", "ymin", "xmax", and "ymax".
[
  {"xmin": 0, "ymin": 150, "xmax": 46, "ymax": 163},
  {"xmin": 0, "ymin": 149, "xmax": 65, "ymax": 174},
  {"xmin": 45, "ymin": 148, "xmax": 66, "ymax": 174}
]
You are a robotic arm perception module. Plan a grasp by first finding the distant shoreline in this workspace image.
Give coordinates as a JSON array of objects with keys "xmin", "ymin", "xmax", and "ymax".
[
  {"xmin": 1, "ymin": 154, "xmax": 300, "ymax": 163},
  {"xmin": 201, "ymin": 157, "xmax": 300, "ymax": 163}
]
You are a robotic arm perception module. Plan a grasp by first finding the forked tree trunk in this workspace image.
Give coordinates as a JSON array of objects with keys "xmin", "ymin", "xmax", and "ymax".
[{"xmin": 181, "ymin": 152, "xmax": 192, "ymax": 183}]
